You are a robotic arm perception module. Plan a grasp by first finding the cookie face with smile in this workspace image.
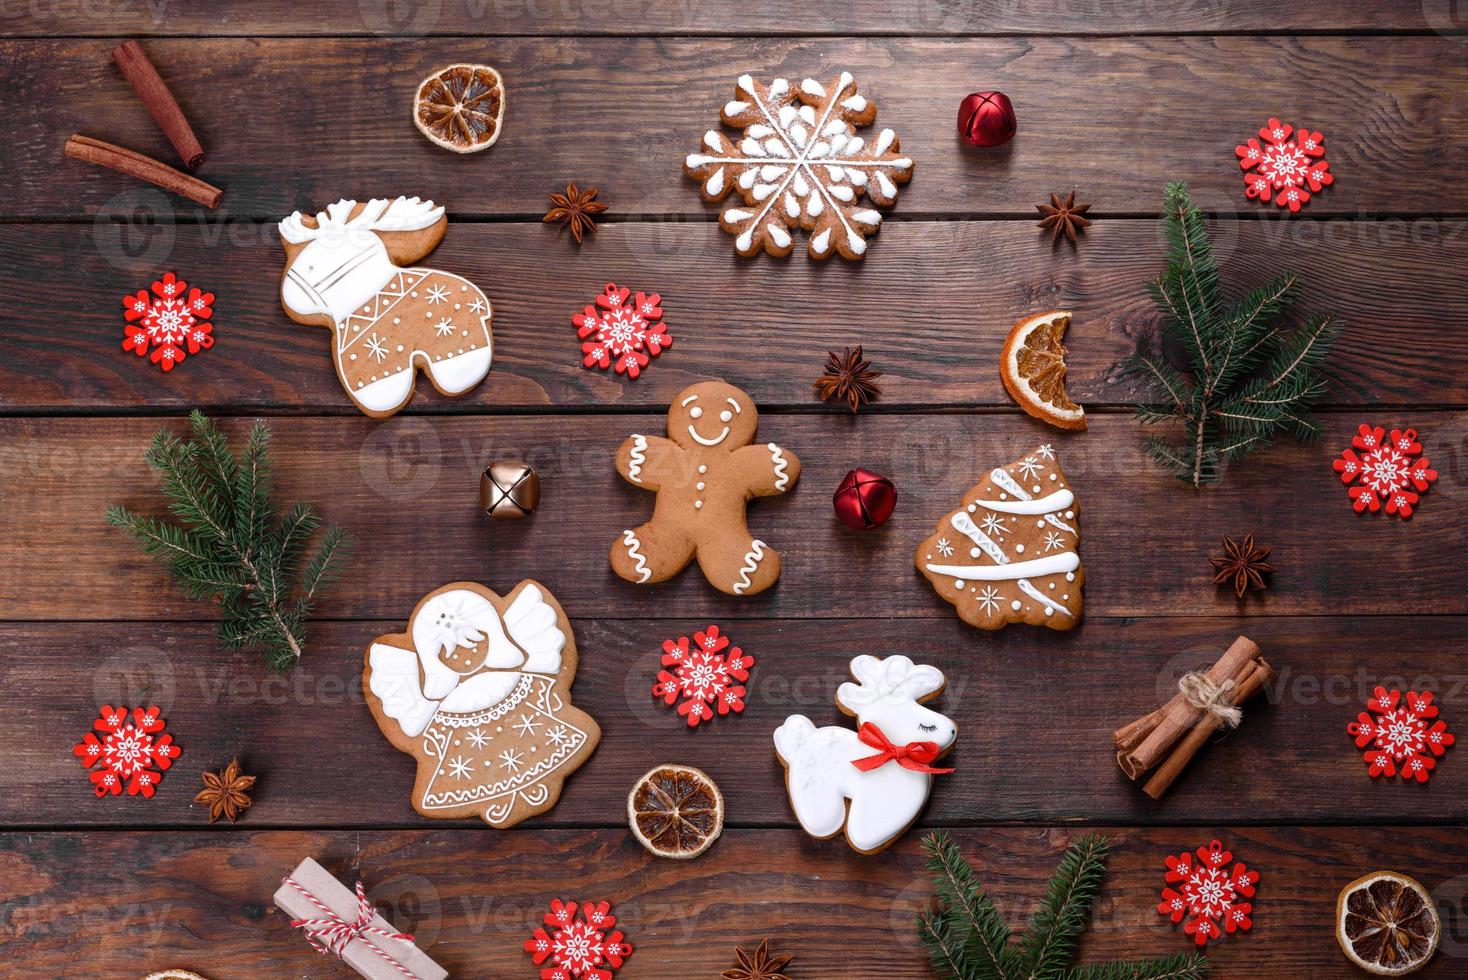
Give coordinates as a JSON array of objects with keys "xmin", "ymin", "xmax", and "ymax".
[{"xmin": 668, "ymin": 381, "xmax": 758, "ymax": 451}]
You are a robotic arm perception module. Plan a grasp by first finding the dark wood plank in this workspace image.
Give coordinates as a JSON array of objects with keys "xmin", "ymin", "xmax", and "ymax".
[
  {"xmin": 2, "ymin": 826, "xmax": 1463, "ymax": 976},
  {"xmin": 3, "ymin": 414, "xmax": 1463, "ymax": 622},
  {"xmin": 4, "ymin": 36, "xmax": 1467, "ymax": 219},
  {"xmin": 0, "ymin": 0, "xmax": 1441, "ymax": 38},
  {"xmin": 2, "ymin": 617, "xmax": 1464, "ymax": 828},
  {"xmin": 3, "ymin": 217, "xmax": 1465, "ymax": 412}
]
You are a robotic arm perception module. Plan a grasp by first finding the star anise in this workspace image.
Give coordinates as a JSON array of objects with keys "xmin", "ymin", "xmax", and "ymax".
[
  {"xmin": 194, "ymin": 758, "xmax": 256, "ymax": 823},
  {"xmin": 543, "ymin": 182, "xmax": 608, "ymax": 243},
  {"xmin": 1209, "ymin": 533, "xmax": 1273, "ymax": 598},
  {"xmin": 1036, "ymin": 190, "xmax": 1092, "ymax": 243},
  {"xmin": 813, "ymin": 345, "xmax": 882, "ymax": 413},
  {"xmin": 722, "ymin": 939, "xmax": 793, "ymax": 980}
]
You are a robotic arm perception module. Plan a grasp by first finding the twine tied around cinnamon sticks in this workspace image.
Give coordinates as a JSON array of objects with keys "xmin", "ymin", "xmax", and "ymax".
[{"xmin": 1115, "ymin": 636, "xmax": 1276, "ymax": 799}]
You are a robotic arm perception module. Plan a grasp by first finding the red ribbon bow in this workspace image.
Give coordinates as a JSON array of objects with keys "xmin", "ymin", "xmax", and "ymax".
[
  {"xmin": 851, "ymin": 722, "xmax": 955, "ymax": 774},
  {"xmin": 285, "ymin": 877, "xmax": 422, "ymax": 979}
]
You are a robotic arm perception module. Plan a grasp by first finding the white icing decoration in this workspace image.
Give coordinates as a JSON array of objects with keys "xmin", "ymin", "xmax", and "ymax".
[
  {"xmin": 773, "ymin": 655, "xmax": 954, "ymax": 853},
  {"xmin": 732, "ymin": 540, "xmax": 767, "ymax": 595},
  {"xmin": 622, "ymin": 530, "xmax": 651, "ymax": 583},
  {"xmin": 950, "ymin": 512, "xmax": 1006, "ymax": 564},
  {"xmin": 688, "ymin": 423, "xmax": 731, "ymax": 446},
  {"xmin": 769, "ymin": 443, "xmax": 790, "ymax": 490},
  {"xmin": 924, "ymin": 552, "xmax": 1080, "ymax": 582},
  {"xmin": 627, "ymin": 434, "xmax": 647, "ymax": 484}
]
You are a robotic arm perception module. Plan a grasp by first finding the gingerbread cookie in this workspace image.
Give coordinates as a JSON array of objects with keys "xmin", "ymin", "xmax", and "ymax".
[
  {"xmin": 278, "ymin": 196, "xmax": 493, "ymax": 418},
  {"xmin": 363, "ymin": 581, "xmax": 598, "ymax": 827},
  {"xmin": 612, "ymin": 381, "xmax": 800, "ymax": 596},
  {"xmin": 684, "ymin": 72, "xmax": 913, "ymax": 260},
  {"xmin": 774, "ymin": 655, "xmax": 956, "ymax": 854},
  {"xmin": 916, "ymin": 444, "xmax": 1084, "ymax": 630}
]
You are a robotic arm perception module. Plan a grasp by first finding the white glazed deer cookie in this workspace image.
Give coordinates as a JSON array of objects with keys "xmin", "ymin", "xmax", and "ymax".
[
  {"xmin": 683, "ymin": 72, "xmax": 914, "ymax": 260},
  {"xmin": 611, "ymin": 381, "xmax": 801, "ymax": 596},
  {"xmin": 277, "ymin": 196, "xmax": 493, "ymax": 418},
  {"xmin": 363, "ymin": 580, "xmax": 599, "ymax": 827},
  {"xmin": 916, "ymin": 443, "xmax": 1085, "ymax": 631},
  {"xmin": 774, "ymin": 655, "xmax": 956, "ymax": 854}
]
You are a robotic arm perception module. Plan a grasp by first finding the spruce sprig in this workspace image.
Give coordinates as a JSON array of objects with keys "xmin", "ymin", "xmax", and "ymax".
[
  {"xmin": 107, "ymin": 411, "xmax": 351, "ymax": 671},
  {"xmin": 917, "ymin": 832, "xmax": 1209, "ymax": 980},
  {"xmin": 1132, "ymin": 181, "xmax": 1342, "ymax": 487}
]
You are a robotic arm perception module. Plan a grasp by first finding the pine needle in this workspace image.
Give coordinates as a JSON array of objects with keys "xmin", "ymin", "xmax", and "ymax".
[
  {"xmin": 1132, "ymin": 182, "xmax": 1341, "ymax": 487},
  {"xmin": 108, "ymin": 411, "xmax": 351, "ymax": 671}
]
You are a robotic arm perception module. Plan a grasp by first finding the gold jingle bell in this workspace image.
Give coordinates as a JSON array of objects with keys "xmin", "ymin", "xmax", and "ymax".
[{"xmin": 480, "ymin": 460, "xmax": 540, "ymax": 519}]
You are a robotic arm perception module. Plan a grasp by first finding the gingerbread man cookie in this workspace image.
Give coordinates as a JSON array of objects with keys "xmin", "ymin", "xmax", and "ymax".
[{"xmin": 612, "ymin": 381, "xmax": 801, "ymax": 596}]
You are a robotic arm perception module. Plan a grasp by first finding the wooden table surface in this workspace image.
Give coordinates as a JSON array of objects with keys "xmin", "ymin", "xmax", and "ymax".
[{"xmin": 2, "ymin": 3, "xmax": 1466, "ymax": 978}]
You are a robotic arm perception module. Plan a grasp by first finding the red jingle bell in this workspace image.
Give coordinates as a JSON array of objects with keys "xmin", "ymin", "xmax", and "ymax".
[
  {"xmin": 957, "ymin": 91, "xmax": 1016, "ymax": 147},
  {"xmin": 834, "ymin": 468, "xmax": 897, "ymax": 530}
]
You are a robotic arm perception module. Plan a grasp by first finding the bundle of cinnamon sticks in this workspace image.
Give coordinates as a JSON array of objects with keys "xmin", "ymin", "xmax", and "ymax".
[
  {"xmin": 1115, "ymin": 635, "xmax": 1276, "ymax": 799},
  {"xmin": 64, "ymin": 40, "xmax": 221, "ymax": 208}
]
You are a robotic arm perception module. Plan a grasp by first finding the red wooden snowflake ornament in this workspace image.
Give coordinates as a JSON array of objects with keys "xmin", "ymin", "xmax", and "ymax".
[
  {"xmin": 573, "ymin": 282, "xmax": 671, "ymax": 378},
  {"xmin": 523, "ymin": 899, "xmax": 632, "ymax": 980},
  {"xmin": 72, "ymin": 704, "xmax": 181, "ymax": 797},
  {"xmin": 1157, "ymin": 839, "xmax": 1259, "ymax": 947},
  {"xmin": 1333, "ymin": 424, "xmax": 1437, "ymax": 518},
  {"xmin": 652, "ymin": 624, "xmax": 753, "ymax": 727},
  {"xmin": 121, "ymin": 272, "xmax": 215, "ymax": 372},
  {"xmin": 1235, "ymin": 117, "xmax": 1332, "ymax": 212},
  {"xmin": 1349, "ymin": 685, "xmax": 1455, "ymax": 783}
]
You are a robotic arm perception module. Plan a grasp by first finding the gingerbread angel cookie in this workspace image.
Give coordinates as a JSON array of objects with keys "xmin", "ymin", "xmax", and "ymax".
[
  {"xmin": 916, "ymin": 444, "xmax": 1085, "ymax": 630},
  {"xmin": 363, "ymin": 581, "xmax": 599, "ymax": 827},
  {"xmin": 612, "ymin": 381, "xmax": 801, "ymax": 596},
  {"xmin": 278, "ymin": 196, "xmax": 493, "ymax": 419}
]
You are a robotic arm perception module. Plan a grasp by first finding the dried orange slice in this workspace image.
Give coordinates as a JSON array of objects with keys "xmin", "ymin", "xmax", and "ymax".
[
  {"xmin": 1336, "ymin": 871, "xmax": 1440, "ymax": 975},
  {"xmin": 627, "ymin": 764, "xmax": 723, "ymax": 860},
  {"xmin": 1000, "ymin": 310, "xmax": 1085, "ymax": 430},
  {"xmin": 413, "ymin": 64, "xmax": 505, "ymax": 154}
]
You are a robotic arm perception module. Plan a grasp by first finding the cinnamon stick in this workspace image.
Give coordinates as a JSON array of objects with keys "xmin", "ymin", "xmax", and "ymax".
[
  {"xmin": 1119, "ymin": 635, "xmax": 1260, "ymax": 779},
  {"xmin": 1142, "ymin": 657, "xmax": 1276, "ymax": 799},
  {"xmin": 64, "ymin": 135, "xmax": 222, "ymax": 209},
  {"xmin": 112, "ymin": 40, "xmax": 205, "ymax": 170}
]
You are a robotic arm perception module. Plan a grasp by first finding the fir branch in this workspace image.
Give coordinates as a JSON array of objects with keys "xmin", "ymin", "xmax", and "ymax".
[
  {"xmin": 108, "ymin": 414, "xmax": 351, "ymax": 671},
  {"xmin": 918, "ymin": 834, "xmax": 1209, "ymax": 980},
  {"xmin": 1015, "ymin": 835, "xmax": 1110, "ymax": 980},
  {"xmin": 923, "ymin": 831, "xmax": 1013, "ymax": 977},
  {"xmin": 1064, "ymin": 952, "xmax": 1210, "ymax": 980},
  {"xmin": 1131, "ymin": 182, "xmax": 1341, "ymax": 487}
]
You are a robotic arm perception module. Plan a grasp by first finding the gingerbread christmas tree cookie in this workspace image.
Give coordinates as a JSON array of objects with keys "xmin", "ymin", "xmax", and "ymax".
[
  {"xmin": 916, "ymin": 444, "xmax": 1084, "ymax": 630},
  {"xmin": 363, "ymin": 581, "xmax": 599, "ymax": 827}
]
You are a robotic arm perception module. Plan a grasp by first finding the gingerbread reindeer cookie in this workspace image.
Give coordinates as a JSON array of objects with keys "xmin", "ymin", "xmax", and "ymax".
[
  {"xmin": 612, "ymin": 381, "xmax": 801, "ymax": 596},
  {"xmin": 363, "ymin": 580, "xmax": 599, "ymax": 827},
  {"xmin": 278, "ymin": 196, "xmax": 493, "ymax": 418}
]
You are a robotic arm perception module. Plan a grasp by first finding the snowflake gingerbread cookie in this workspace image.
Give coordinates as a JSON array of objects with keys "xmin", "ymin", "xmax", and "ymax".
[
  {"xmin": 653, "ymin": 624, "xmax": 753, "ymax": 727},
  {"xmin": 774, "ymin": 655, "xmax": 956, "ymax": 854},
  {"xmin": 524, "ymin": 899, "xmax": 632, "ymax": 979},
  {"xmin": 612, "ymin": 381, "xmax": 801, "ymax": 596},
  {"xmin": 121, "ymin": 272, "xmax": 215, "ymax": 372},
  {"xmin": 1349, "ymin": 686, "xmax": 1455, "ymax": 783},
  {"xmin": 574, "ymin": 282, "xmax": 671, "ymax": 378},
  {"xmin": 1158, "ymin": 839, "xmax": 1259, "ymax": 947},
  {"xmin": 72, "ymin": 705, "xmax": 181, "ymax": 797},
  {"xmin": 1333, "ymin": 424, "xmax": 1437, "ymax": 519},
  {"xmin": 916, "ymin": 444, "xmax": 1084, "ymax": 630},
  {"xmin": 1235, "ymin": 117, "xmax": 1333, "ymax": 212},
  {"xmin": 363, "ymin": 581, "xmax": 599, "ymax": 827},
  {"xmin": 278, "ymin": 196, "xmax": 493, "ymax": 418},
  {"xmin": 684, "ymin": 72, "xmax": 914, "ymax": 260}
]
